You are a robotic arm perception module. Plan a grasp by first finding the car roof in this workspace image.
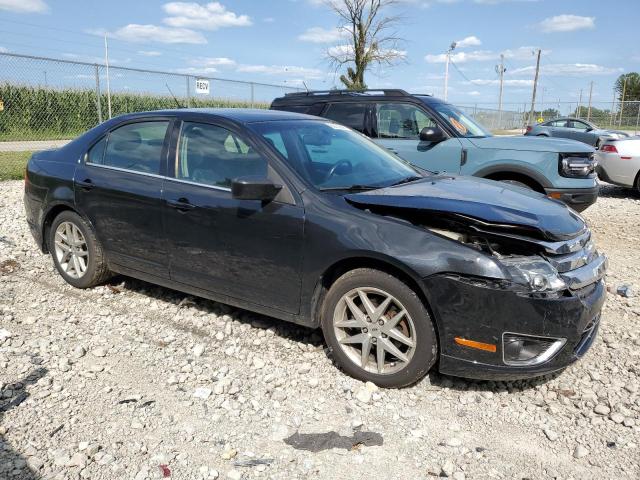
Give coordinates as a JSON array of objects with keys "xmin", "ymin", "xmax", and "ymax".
[
  {"xmin": 271, "ymin": 89, "xmax": 445, "ymax": 107},
  {"xmin": 112, "ymin": 108, "xmax": 321, "ymax": 124}
]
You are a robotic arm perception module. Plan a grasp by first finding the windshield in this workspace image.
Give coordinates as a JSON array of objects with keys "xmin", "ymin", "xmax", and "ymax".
[
  {"xmin": 249, "ymin": 120, "xmax": 421, "ymax": 191},
  {"xmin": 431, "ymin": 103, "xmax": 492, "ymax": 138}
]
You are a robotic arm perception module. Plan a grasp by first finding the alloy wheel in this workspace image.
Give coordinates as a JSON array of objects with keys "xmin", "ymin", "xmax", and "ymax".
[
  {"xmin": 54, "ymin": 221, "xmax": 89, "ymax": 279},
  {"xmin": 333, "ymin": 287, "xmax": 417, "ymax": 375}
]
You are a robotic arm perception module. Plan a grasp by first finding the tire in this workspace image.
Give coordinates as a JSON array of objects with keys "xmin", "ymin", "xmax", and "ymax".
[
  {"xmin": 321, "ymin": 268, "xmax": 437, "ymax": 388},
  {"xmin": 48, "ymin": 210, "xmax": 111, "ymax": 288},
  {"xmin": 499, "ymin": 179, "xmax": 533, "ymax": 190}
]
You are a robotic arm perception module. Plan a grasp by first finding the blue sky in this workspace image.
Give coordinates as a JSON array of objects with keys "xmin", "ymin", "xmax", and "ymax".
[{"xmin": 0, "ymin": 0, "xmax": 638, "ymax": 110}]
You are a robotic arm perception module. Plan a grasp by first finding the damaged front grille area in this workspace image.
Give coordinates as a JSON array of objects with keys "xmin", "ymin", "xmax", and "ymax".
[{"xmin": 541, "ymin": 231, "xmax": 607, "ymax": 290}]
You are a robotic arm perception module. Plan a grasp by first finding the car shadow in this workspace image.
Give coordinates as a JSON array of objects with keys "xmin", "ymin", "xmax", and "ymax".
[
  {"xmin": 598, "ymin": 183, "xmax": 640, "ymax": 199},
  {"xmin": 0, "ymin": 367, "xmax": 48, "ymax": 480},
  {"xmin": 104, "ymin": 276, "xmax": 563, "ymax": 394},
  {"xmin": 105, "ymin": 276, "xmax": 325, "ymax": 348}
]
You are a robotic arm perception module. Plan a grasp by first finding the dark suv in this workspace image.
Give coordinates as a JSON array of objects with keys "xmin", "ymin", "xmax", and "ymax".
[
  {"xmin": 271, "ymin": 90, "xmax": 599, "ymax": 211},
  {"xmin": 24, "ymin": 109, "xmax": 606, "ymax": 388}
]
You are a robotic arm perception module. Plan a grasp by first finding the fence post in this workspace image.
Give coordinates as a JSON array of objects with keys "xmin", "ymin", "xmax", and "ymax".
[
  {"xmin": 250, "ymin": 83, "xmax": 255, "ymax": 108},
  {"xmin": 635, "ymin": 102, "xmax": 640, "ymax": 135},
  {"xmin": 94, "ymin": 64, "xmax": 103, "ymax": 124},
  {"xmin": 186, "ymin": 76, "xmax": 191, "ymax": 108}
]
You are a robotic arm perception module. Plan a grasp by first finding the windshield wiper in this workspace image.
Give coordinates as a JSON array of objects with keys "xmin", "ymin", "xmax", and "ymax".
[
  {"xmin": 389, "ymin": 176, "xmax": 423, "ymax": 187},
  {"xmin": 319, "ymin": 184, "xmax": 381, "ymax": 192}
]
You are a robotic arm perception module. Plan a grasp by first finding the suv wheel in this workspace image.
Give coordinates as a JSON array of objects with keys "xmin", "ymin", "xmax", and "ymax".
[
  {"xmin": 321, "ymin": 268, "xmax": 437, "ymax": 388},
  {"xmin": 49, "ymin": 211, "xmax": 111, "ymax": 288}
]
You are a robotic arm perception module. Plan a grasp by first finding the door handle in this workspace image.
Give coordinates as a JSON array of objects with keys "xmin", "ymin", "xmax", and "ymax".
[
  {"xmin": 167, "ymin": 197, "xmax": 196, "ymax": 212},
  {"xmin": 77, "ymin": 178, "xmax": 94, "ymax": 191}
]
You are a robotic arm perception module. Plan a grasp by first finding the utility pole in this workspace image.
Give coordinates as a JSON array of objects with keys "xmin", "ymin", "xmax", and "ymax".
[
  {"xmin": 587, "ymin": 81, "xmax": 593, "ymax": 122},
  {"xmin": 104, "ymin": 34, "xmax": 112, "ymax": 119},
  {"xmin": 577, "ymin": 89, "xmax": 583, "ymax": 118},
  {"xmin": 528, "ymin": 49, "xmax": 541, "ymax": 126},
  {"xmin": 619, "ymin": 75, "xmax": 628, "ymax": 127},
  {"xmin": 496, "ymin": 53, "xmax": 506, "ymax": 127},
  {"xmin": 444, "ymin": 41, "xmax": 456, "ymax": 101}
]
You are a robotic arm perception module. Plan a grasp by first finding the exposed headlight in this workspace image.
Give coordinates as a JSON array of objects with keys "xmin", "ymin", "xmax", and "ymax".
[
  {"xmin": 500, "ymin": 256, "xmax": 566, "ymax": 292},
  {"xmin": 559, "ymin": 154, "xmax": 596, "ymax": 178}
]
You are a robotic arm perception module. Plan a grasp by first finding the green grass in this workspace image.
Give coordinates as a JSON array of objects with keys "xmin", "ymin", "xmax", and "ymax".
[{"xmin": 0, "ymin": 151, "xmax": 32, "ymax": 180}]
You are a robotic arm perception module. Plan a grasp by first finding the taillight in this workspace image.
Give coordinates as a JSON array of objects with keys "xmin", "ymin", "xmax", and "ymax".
[
  {"xmin": 526, "ymin": 126, "xmax": 532, "ymax": 133},
  {"xmin": 600, "ymin": 144, "xmax": 618, "ymax": 153}
]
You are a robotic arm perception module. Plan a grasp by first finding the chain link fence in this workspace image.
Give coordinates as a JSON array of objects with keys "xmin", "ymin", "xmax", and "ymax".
[{"xmin": 0, "ymin": 52, "xmax": 302, "ymax": 179}]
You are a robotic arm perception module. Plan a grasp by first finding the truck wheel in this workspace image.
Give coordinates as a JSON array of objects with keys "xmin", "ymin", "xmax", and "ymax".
[
  {"xmin": 321, "ymin": 268, "xmax": 437, "ymax": 388},
  {"xmin": 49, "ymin": 210, "xmax": 111, "ymax": 289}
]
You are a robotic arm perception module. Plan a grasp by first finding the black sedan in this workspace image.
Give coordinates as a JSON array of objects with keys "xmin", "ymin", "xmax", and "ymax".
[{"xmin": 24, "ymin": 109, "xmax": 607, "ymax": 388}]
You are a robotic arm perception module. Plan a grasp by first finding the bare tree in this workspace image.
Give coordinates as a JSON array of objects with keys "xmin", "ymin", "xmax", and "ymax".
[{"xmin": 326, "ymin": 0, "xmax": 405, "ymax": 90}]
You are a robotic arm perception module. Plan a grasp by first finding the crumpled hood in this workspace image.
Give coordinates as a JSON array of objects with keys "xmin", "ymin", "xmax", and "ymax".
[
  {"xmin": 469, "ymin": 135, "xmax": 594, "ymax": 153},
  {"xmin": 345, "ymin": 176, "xmax": 586, "ymax": 241}
]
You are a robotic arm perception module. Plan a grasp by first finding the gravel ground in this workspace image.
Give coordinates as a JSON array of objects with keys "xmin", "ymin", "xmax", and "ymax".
[{"xmin": 1, "ymin": 180, "xmax": 639, "ymax": 480}]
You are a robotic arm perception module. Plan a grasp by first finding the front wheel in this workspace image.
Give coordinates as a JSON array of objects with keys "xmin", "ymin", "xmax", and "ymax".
[
  {"xmin": 49, "ymin": 210, "xmax": 111, "ymax": 288},
  {"xmin": 321, "ymin": 268, "xmax": 437, "ymax": 388}
]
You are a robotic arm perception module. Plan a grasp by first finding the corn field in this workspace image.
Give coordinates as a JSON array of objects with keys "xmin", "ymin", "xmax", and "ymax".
[{"xmin": 0, "ymin": 84, "xmax": 264, "ymax": 142}]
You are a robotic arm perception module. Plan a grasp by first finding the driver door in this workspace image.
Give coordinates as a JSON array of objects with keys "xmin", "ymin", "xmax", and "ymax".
[
  {"xmin": 566, "ymin": 120, "xmax": 596, "ymax": 145},
  {"xmin": 373, "ymin": 103, "xmax": 464, "ymax": 174}
]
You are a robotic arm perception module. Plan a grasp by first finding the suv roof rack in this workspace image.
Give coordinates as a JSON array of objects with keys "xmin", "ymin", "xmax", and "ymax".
[{"xmin": 284, "ymin": 89, "xmax": 411, "ymax": 98}]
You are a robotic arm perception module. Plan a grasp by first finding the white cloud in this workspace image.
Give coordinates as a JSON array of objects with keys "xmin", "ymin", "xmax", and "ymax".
[
  {"xmin": 236, "ymin": 64, "xmax": 324, "ymax": 79},
  {"xmin": 103, "ymin": 24, "xmax": 207, "ymax": 44},
  {"xmin": 0, "ymin": 46, "xmax": 7, "ymax": 53},
  {"xmin": 329, "ymin": 44, "xmax": 406, "ymax": 61},
  {"xmin": 137, "ymin": 50, "xmax": 162, "ymax": 57},
  {"xmin": 425, "ymin": 45, "xmax": 548, "ymax": 64},
  {"xmin": 469, "ymin": 78, "xmax": 534, "ymax": 86},
  {"xmin": 162, "ymin": 2, "xmax": 252, "ymax": 30},
  {"xmin": 455, "ymin": 36, "xmax": 481, "ymax": 48},
  {"xmin": 509, "ymin": 63, "xmax": 621, "ymax": 77},
  {"xmin": 0, "ymin": 0, "xmax": 48, "ymax": 13},
  {"xmin": 298, "ymin": 26, "xmax": 344, "ymax": 43},
  {"xmin": 538, "ymin": 14, "xmax": 595, "ymax": 33},
  {"xmin": 425, "ymin": 50, "xmax": 497, "ymax": 63},
  {"xmin": 474, "ymin": 0, "xmax": 540, "ymax": 4},
  {"xmin": 467, "ymin": 90, "xmax": 481, "ymax": 96}
]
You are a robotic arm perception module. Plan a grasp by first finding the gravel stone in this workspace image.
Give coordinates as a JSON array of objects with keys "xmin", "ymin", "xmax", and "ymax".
[{"xmin": 0, "ymin": 180, "xmax": 639, "ymax": 479}]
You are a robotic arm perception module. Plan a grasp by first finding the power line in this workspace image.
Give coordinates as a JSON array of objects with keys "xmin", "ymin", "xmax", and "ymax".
[{"xmin": 449, "ymin": 59, "xmax": 471, "ymax": 83}]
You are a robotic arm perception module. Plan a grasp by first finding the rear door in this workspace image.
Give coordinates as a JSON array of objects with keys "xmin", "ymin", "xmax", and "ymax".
[
  {"xmin": 74, "ymin": 118, "xmax": 172, "ymax": 277},
  {"xmin": 374, "ymin": 102, "xmax": 464, "ymax": 173},
  {"xmin": 162, "ymin": 118, "xmax": 305, "ymax": 314}
]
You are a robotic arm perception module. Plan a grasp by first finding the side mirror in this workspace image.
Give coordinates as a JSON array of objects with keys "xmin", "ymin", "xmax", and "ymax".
[
  {"xmin": 419, "ymin": 126, "xmax": 446, "ymax": 143},
  {"xmin": 585, "ymin": 126, "xmax": 593, "ymax": 132},
  {"xmin": 231, "ymin": 176, "xmax": 282, "ymax": 201}
]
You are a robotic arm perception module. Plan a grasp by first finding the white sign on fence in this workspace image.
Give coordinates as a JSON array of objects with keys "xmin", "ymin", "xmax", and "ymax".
[{"xmin": 195, "ymin": 78, "xmax": 210, "ymax": 95}]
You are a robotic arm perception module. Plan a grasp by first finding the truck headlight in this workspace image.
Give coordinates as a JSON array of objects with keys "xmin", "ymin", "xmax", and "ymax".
[
  {"xmin": 559, "ymin": 154, "xmax": 596, "ymax": 178},
  {"xmin": 500, "ymin": 256, "xmax": 566, "ymax": 293}
]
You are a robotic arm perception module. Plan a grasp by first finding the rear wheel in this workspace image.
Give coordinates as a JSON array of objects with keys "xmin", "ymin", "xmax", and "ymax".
[
  {"xmin": 321, "ymin": 268, "xmax": 437, "ymax": 388},
  {"xmin": 49, "ymin": 211, "xmax": 111, "ymax": 288}
]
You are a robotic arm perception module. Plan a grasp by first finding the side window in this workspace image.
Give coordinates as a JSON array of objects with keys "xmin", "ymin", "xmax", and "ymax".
[
  {"xmin": 551, "ymin": 120, "xmax": 568, "ymax": 128},
  {"xmin": 86, "ymin": 137, "xmax": 107, "ymax": 164},
  {"xmin": 103, "ymin": 121, "xmax": 169, "ymax": 174},
  {"xmin": 377, "ymin": 103, "xmax": 436, "ymax": 139},
  {"xmin": 262, "ymin": 132, "xmax": 289, "ymax": 159},
  {"xmin": 177, "ymin": 122, "xmax": 268, "ymax": 188},
  {"xmin": 323, "ymin": 103, "xmax": 367, "ymax": 132}
]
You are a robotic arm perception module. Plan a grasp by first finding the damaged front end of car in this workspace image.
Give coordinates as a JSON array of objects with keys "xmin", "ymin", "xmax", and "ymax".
[{"xmin": 345, "ymin": 179, "xmax": 607, "ymax": 380}]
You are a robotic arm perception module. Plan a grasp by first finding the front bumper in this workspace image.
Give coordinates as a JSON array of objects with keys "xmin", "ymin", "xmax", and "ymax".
[
  {"xmin": 423, "ymin": 274, "xmax": 606, "ymax": 381},
  {"xmin": 544, "ymin": 185, "xmax": 599, "ymax": 212}
]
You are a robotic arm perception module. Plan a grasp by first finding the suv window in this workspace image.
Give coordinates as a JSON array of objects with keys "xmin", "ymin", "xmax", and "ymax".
[
  {"xmin": 177, "ymin": 122, "xmax": 268, "ymax": 188},
  {"xmin": 323, "ymin": 103, "xmax": 367, "ymax": 132},
  {"xmin": 377, "ymin": 103, "xmax": 436, "ymax": 139},
  {"xmin": 99, "ymin": 121, "xmax": 169, "ymax": 174}
]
